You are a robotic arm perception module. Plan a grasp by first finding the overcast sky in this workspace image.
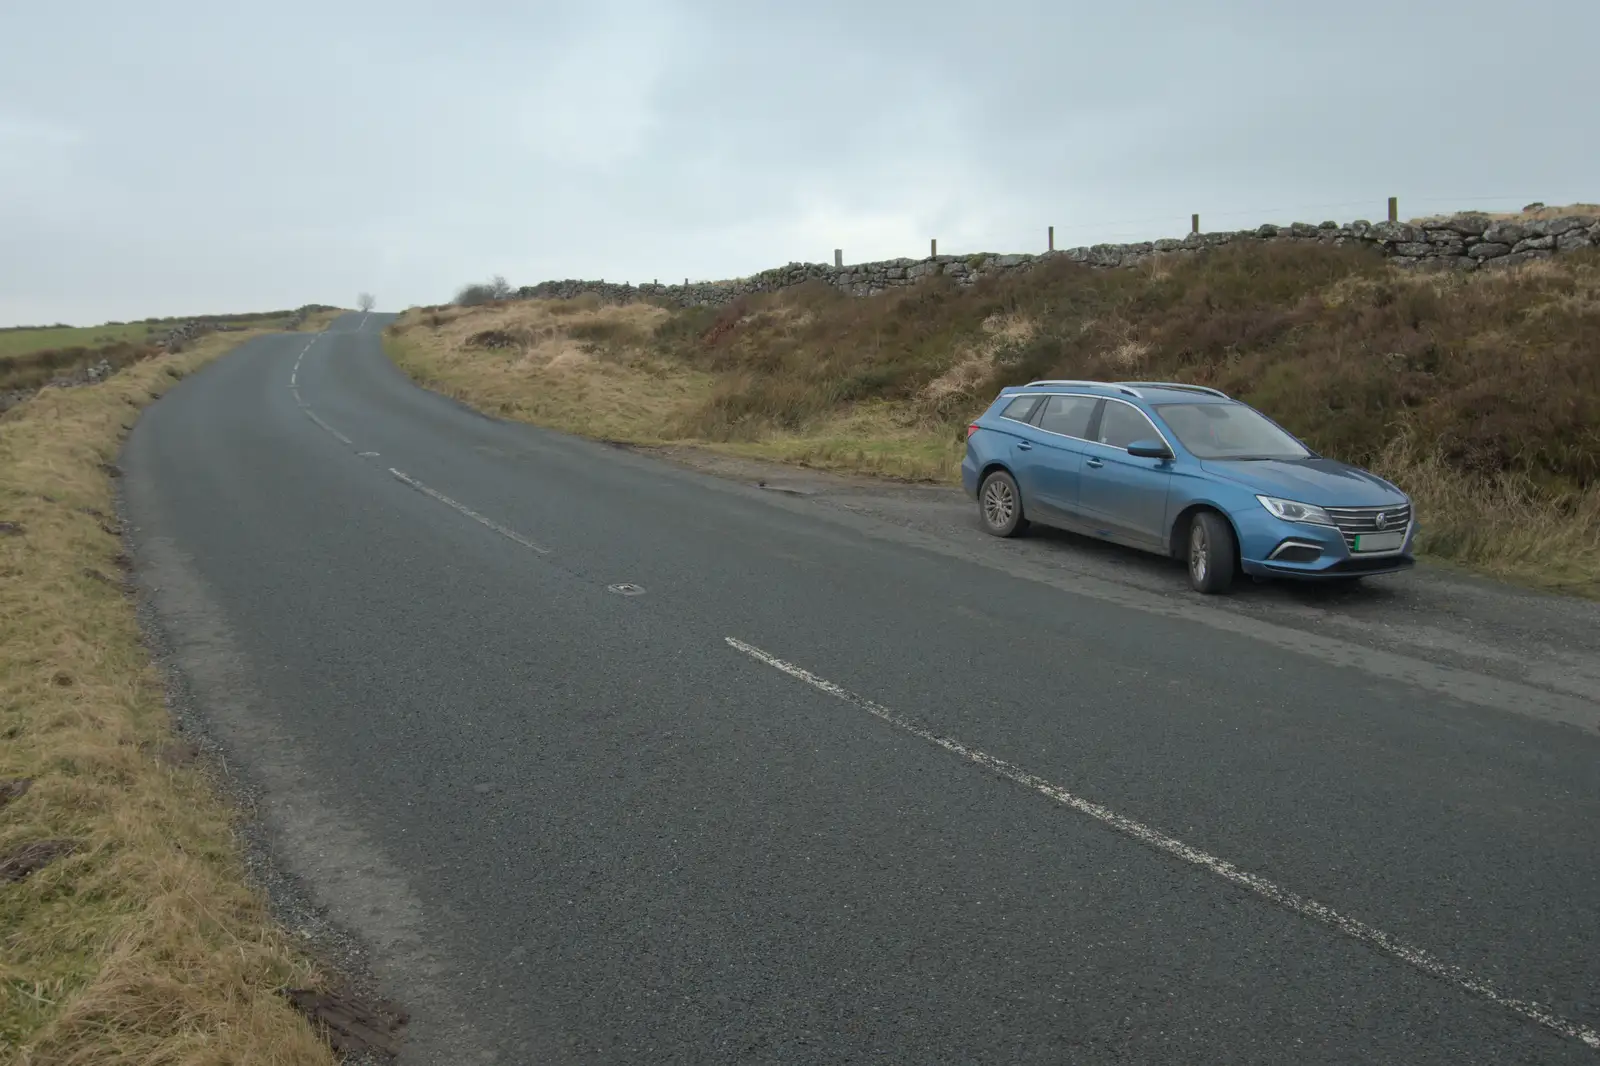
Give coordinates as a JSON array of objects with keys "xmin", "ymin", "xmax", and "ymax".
[{"xmin": 2, "ymin": 0, "xmax": 1596, "ymax": 326}]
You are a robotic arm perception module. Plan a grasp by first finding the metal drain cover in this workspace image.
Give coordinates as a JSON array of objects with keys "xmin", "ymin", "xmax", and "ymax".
[
  {"xmin": 757, "ymin": 480, "xmax": 812, "ymax": 496},
  {"xmin": 607, "ymin": 583, "xmax": 646, "ymax": 596}
]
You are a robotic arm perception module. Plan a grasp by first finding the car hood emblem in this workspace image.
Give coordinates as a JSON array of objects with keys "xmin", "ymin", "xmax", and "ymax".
[{"xmin": 1373, "ymin": 512, "xmax": 1389, "ymax": 530}]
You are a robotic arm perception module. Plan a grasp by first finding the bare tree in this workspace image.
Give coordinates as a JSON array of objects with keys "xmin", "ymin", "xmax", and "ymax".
[
  {"xmin": 454, "ymin": 276, "xmax": 514, "ymax": 306},
  {"xmin": 357, "ymin": 292, "xmax": 376, "ymax": 312},
  {"xmin": 455, "ymin": 283, "xmax": 495, "ymax": 306}
]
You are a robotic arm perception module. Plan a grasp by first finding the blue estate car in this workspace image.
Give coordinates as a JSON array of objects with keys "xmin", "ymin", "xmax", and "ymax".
[{"xmin": 961, "ymin": 380, "xmax": 1416, "ymax": 594}]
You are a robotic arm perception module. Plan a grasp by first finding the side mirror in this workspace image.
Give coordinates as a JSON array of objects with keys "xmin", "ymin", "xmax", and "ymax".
[{"xmin": 1127, "ymin": 439, "xmax": 1173, "ymax": 460}]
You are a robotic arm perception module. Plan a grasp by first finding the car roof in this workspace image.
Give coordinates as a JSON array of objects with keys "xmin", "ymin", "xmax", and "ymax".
[
  {"xmin": 998, "ymin": 380, "xmax": 1234, "ymax": 405},
  {"xmin": 1136, "ymin": 387, "xmax": 1233, "ymax": 405}
]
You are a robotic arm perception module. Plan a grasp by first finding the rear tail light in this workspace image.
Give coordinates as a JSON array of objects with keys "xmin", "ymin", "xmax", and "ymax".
[{"xmin": 966, "ymin": 423, "xmax": 980, "ymax": 438}]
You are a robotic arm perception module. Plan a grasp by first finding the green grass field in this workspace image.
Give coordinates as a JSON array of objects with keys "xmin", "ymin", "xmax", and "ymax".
[
  {"xmin": 0, "ymin": 309, "xmax": 340, "ymax": 395},
  {"xmin": 0, "ymin": 323, "xmax": 165, "ymax": 360},
  {"xmin": 0, "ymin": 316, "xmax": 308, "ymax": 362}
]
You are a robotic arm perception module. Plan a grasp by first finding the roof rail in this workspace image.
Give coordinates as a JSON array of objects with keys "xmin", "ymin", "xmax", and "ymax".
[
  {"xmin": 1023, "ymin": 379, "xmax": 1143, "ymax": 398},
  {"xmin": 1113, "ymin": 380, "xmax": 1231, "ymax": 399}
]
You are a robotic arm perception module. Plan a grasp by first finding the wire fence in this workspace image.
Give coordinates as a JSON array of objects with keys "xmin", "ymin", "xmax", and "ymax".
[
  {"xmin": 662, "ymin": 194, "xmax": 1594, "ymax": 285},
  {"xmin": 1047, "ymin": 193, "xmax": 1593, "ymax": 245}
]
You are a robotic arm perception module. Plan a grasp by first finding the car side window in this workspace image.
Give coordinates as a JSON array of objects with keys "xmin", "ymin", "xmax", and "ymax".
[
  {"xmin": 1036, "ymin": 395, "xmax": 1097, "ymax": 439},
  {"xmin": 1000, "ymin": 395, "xmax": 1042, "ymax": 423},
  {"xmin": 1097, "ymin": 401, "xmax": 1161, "ymax": 449}
]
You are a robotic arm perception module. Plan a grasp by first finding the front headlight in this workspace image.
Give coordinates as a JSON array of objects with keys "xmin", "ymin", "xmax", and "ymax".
[{"xmin": 1256, "ymin": 495, "xmax": 1335, "ymax": 525}]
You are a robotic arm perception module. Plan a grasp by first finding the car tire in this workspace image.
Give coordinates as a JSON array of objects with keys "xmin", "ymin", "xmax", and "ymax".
[
  {"xmin": 1187, "ymin": 510, "xmax": 1236, "ymax": 594},
  {"xmin": 978, "ymin": 470, "xmax": 1028, "ymax": 538}
]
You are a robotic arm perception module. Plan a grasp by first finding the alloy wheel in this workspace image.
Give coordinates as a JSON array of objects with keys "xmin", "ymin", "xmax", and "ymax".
[
  {"xmin": 1190, "ymin": 521, "xmax": 1209, "ymax": 583},
  {"xmin": 983, "ymin": 479, "xmax": 1015, "ymax": 529}
]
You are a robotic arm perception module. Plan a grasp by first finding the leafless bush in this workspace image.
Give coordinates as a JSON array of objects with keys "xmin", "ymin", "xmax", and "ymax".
[{"xmin": 454, "ymin": 275, "xmax": 512, "ymax": 307}]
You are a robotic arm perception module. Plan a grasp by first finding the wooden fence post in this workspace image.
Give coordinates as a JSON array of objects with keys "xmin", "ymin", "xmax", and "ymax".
[
  {"xmin": 1191, "ymin": 213, "xmax": 1200, "ymax": 234},
  {"xmin": 1048, "ymin": 225, "xmax": 1055, "ymax": 251},
  {"xmin": 931, "ymin": 238, "xmax": 938, "ymax": 257},
  {"xmin": 1388, "ymin": 196, "xmax": 1398, "ymax": 222},
  {"xmin": 834, "ymin": 249, "xmax": 842, "ymax": 268}
]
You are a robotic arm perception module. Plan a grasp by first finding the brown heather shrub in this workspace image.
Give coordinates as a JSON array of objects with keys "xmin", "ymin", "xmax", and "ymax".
[{"xmin": 659, "ymin": 243, "xmax": 1600, "ymax": 494}]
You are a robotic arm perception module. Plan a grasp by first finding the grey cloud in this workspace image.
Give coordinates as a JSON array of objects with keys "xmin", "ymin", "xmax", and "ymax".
[{"xmin": 1, "ymin": 0, "xmax": 1595, "ymax": 325}]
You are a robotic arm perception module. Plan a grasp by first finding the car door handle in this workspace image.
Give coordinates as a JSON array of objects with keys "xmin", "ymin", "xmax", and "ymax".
[
  {"xmin": 1015, "ymin": 442, "xmax": 1033, "ymax": 451},
  {"xmin": 1085, "ymin": 457, "xmax": 1104, "ymax": 468}
]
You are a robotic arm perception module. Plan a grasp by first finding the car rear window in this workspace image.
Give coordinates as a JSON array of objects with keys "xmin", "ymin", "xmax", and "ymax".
[{"xmin": 1000, "ymin": 395, "xmax": 1042, "ymax": 423}]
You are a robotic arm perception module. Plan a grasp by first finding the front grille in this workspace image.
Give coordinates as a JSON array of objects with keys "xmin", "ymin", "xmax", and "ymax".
[{"xmin": 1324, "ymin": 504, "xmax": 1412, "ymax": 549}]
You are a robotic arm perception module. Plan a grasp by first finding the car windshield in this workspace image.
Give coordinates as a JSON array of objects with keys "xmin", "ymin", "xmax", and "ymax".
[{"xmin": 1154, "ymin": 402, "xmax": 1311, "ymax": 460}]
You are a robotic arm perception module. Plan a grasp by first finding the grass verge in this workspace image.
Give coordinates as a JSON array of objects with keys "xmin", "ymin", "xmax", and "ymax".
[
  {"xmin": 1, "ymin": 332, "xmax": 336, "ymax": 1064},
  {"xmin": 1372, "ymin": 440, "xmax": 1600, "ymax": 595},
  {"xmin": 386, "ymin": 242, "xmax": 1600, "ymax": 596}
]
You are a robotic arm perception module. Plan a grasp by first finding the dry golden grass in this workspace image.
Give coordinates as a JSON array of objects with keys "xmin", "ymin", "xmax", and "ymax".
[
  {"xmin": 388, "ymin": 300, "xmax": 962, "ymax": 481},
  {"xmin": 1372, "ymin": 441, "xmax": 1600, "ymax": 596},
  {"xmin": 387, "ymin": 299, "xmax": 716, "ymax": 443},
  {"xmin": 921, "ymin": 312, "xmax": 1036, "ymax": 406},
  {"xmin": 0, "ymin": 333, "xmax": 336, "ymax": 1065}
]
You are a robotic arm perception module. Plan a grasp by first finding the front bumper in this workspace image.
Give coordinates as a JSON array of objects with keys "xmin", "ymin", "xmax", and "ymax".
[{"xmin": 1236, "ymin": 506, "xmax": 1417, "ymax": 580}]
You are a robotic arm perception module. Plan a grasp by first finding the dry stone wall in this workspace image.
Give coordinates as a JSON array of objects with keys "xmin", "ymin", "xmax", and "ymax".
[
  {"xmin": 0, "ymin": 357, "xmax": 120, "ymax": 415},
  {"xmin": 515, "ymin": 213, "xmax": 1600, "ymax": 310},
  {"xmin": 150, "ymin": 319, "xmax": 214, "ymax": 351}
]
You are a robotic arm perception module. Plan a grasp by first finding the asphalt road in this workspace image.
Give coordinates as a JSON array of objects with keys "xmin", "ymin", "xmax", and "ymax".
[{"xmin": 120, "ymin": 312, "xmax": 1600, "ymax": 1065}]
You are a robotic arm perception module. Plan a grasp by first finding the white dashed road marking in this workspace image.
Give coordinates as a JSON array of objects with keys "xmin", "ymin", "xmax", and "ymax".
[
  {"xmin": 292, "ymin": 333, "xmax": 355, "ymax": 443},
  {"xmin": 724, "ymin": 635, "xmax": 1600, "ymax": 1053},
  {"xmin": 389, "ymin": 469, "xmax": 549, "ymax": 554},
  {"xmin": 291, "ymin": 336, "xmax": 316, "ymax": 380},
  {"xmin": 304, "ymin": 409, "xmax": 352, "ymax": 446}
]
